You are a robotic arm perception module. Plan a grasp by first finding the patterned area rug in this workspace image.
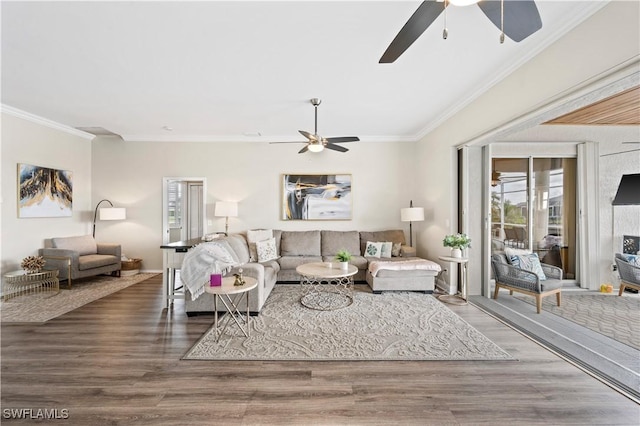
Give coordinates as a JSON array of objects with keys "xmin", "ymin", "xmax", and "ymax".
[
  {"xmin": 1, "ymin": 273, "xmax": 158, "ymax": 323},
  {"xmin": 514, "ymin": 291, "xmax": 640, "ymax": 350},
  {"xmin": 184, "ymin": 285, "xmax": 513, "ymax": 361}
]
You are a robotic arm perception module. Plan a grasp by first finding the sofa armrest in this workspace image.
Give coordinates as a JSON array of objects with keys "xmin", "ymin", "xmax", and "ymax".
[
  {"xmin": 401, "ymin": 245, "xmax": 416, "ymax": 257},
  {"xmin": 97, "ymin": 243, "xmax": 121, "ymax": 257},
  {"xmin": 39, "ymin": 248, "xmax": 79, "ymax": 264}
]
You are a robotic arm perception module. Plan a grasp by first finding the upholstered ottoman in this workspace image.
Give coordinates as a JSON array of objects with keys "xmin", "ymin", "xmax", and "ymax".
[{"xmin": 366, "ymin": 258, "xmax": 441, "ymax": 293}]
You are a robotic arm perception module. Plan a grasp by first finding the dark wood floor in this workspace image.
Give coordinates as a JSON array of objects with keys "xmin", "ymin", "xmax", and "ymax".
[{"xmin": 2, "ymin": 275, "xmax": 638, "ymax": 425}]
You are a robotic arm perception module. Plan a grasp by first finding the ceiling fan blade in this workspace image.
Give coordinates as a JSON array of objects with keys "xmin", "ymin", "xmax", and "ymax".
[
  {"xmin": 477, "ymin": 0, "xmax": 542, "ymax": 42},
  {"xmin": 326, "ymin": 136, "xmax": 360, "ymax": 143},
  {"xmin": 299, "ymin": 130, "xmax": 316, "ymax": 140},
  {"xmin": 379, "ymin": 1, "xmax": 444, "ymax": 64},
  {"xmin": 325, "ymin": 143, "xmax": 349, "ymax": 153},
  {"xmin": 298, "ymin": 145, "xmax": 309, "ymax": 154}
]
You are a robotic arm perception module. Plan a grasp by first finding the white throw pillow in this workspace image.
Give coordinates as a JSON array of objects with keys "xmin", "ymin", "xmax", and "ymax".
[
  {"xmin": 505, "ymin": 247, "xmax": 532, "ymax": 263},
  {"xmin": 247, "ymin": 229, "xmax": 273, "ymax": 262},
  {"xmin": 256, "ymin": 238, "xmax": 279, "ymax": 263},
  {"xmin": 380, "ymin": 241, "xmax": 393, "ymax": 258},
  {"xmin": 365, "ymin": 241, "xmax": 382, "ymax": 258},
  {"xmin": 391, "ymin": 242, "xmax": 402, "ymax": 257}
]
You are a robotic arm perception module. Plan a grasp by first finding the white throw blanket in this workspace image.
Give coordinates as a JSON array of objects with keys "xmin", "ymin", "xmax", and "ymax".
[
  {"xmin": 368, "ymin": 259, "xmax": 441, "ymax": 277},
  {"xmin": 180, "ymin": 242, "xmax": 239, "ymax": 301}
]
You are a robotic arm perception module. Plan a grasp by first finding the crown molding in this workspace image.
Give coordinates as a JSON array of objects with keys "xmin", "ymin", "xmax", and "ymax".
[
  {"xmin": 414, "ymin": 1, "xmax": 610, "ymax": 141},
  {"xmin": 120, "ymin": 134, "xmax": 418, "ymax": 143},
  {"xmin": 1, "ymin": 104, "xmax": 94, "ymax": 140}
]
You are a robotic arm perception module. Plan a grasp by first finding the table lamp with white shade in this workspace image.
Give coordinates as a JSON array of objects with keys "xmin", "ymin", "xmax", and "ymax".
[{"xmin": 215, "ymin": 201, "xmax": 238, "ymax": 235}]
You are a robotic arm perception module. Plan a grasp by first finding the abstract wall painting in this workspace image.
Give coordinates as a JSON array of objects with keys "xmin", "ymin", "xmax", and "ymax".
[
  {"xmin": 282, "ymin": 174, "xmax": 352, "ymax": 221},
  {"xmin": 18, "ymin": 164, "xmax": 73, "ymax": 218}
]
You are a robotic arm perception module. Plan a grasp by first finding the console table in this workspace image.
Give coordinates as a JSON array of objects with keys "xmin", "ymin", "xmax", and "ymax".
[{"xmin": 160, "ymin": 238, "xmax": 202, "ymax": 309}]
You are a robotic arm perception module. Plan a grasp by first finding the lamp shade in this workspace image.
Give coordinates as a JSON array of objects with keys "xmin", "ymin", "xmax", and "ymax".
[
  {"xmin": 214, "ymin": 201, "xmax": 238, "ymax": 217},
  {"xmin": 401, "ymin": 207, "xmax": 424, "ymax": 222},
  {"xmin": 612, "ymin": 173, "xmax": 640, "ymax": 205},
  {"xmin": 99, "ymin": 207, "xmax": 126, "ymax": 221}
]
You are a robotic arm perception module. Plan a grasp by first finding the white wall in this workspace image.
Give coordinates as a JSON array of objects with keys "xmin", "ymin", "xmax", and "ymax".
[
  {"xmin": 599, "ymin": 143, "xmax": 640, "ymax": 286},
  {"xmin": 91, "ymin": 137, "xmax": 416, "ymax": 271},
  {"xmin": 1, "ymin": 112, "xmax": 93, "ymax": 278},
  {"xmin": 415, "ymin": 1, "xmax": 640, "ymax": 295}
]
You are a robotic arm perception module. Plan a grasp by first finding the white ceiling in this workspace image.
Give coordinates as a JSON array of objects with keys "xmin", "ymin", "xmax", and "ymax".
[{"xmin": 1, "ymin": 1, "xmax": 609, "ymax": 143}]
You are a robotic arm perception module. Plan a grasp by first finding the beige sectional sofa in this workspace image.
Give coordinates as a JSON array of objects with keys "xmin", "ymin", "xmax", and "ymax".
[{"xmin": 184, "ymin": 229, "xmax": 436, "ymax": 316}]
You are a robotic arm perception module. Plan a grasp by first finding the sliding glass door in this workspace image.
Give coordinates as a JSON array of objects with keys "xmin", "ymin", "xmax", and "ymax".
[{"xmin": 491, "ymin": 157, "xmax": 577, "ymax": 280}]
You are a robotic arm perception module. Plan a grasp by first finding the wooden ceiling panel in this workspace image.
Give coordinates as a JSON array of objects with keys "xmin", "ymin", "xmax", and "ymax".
[{"xmin": 544, "ymin": 86, "xmax": 640, "ymax": 125}]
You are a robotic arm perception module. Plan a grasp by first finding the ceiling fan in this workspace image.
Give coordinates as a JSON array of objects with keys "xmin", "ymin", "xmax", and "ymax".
[
  {"xmin": 379, "ymin": 0, "xmax": 543, "ymax": 64},
  {"xmin": 271, "ymin": 98, "xmax": 360, "ymax": 153}
]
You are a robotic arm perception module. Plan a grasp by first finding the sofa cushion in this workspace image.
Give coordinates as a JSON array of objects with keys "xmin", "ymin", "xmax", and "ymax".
[
  {"xmin": 77, "ymin": 254, "xmax": 118, "ymax": 271},
  {"xmin": 321, "ymin": 230, "xmax": 361, "ymax": 256},
  {"xmin": 380, "ymin": 242, "xmax": 392, "ymax": 258},
  {"xmin": 225, "ymin": 234, "xmax": 250, "ymax": 264},
  {"xmin": 278, "ymin": 256, "xmax": 323, "ymax": 270},
  {"xmin": 359, "ymin": 230, "xmax": 406, "ymax": 256},
  {"xmin": 281, "ymin": 230, "xmax": 321, "ymax": 256},
  {"xmin": 52, "ymin": 235, "xmax": 97, "ymax": 256}
]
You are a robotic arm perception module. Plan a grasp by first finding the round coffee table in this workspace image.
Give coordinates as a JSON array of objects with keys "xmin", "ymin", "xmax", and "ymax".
[
  {"xmin": 296, "ymin": 262, "xmax": 357, "ymax": 311},
  {"xmin": 3, "ymin": 269, "xmax": 60, "ymax": 301},
  {"xmin": 204, "ymin": 276, "xmax": 258, "ymax": 341}
]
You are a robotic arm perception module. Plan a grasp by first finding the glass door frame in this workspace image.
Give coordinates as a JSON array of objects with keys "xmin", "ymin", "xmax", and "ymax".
[{"xmin": 484, "ymin": 149, "xmax": 580, "ymax": 296}]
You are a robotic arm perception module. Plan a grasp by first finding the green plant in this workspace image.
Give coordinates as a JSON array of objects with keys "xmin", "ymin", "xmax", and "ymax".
[
  {"xmin": 442, "ymin": 233, "xmax": 471, "ymax": 250},
  {"xmin": 334, "ymin": 249, "xmax": 352, "ymax": 262}
]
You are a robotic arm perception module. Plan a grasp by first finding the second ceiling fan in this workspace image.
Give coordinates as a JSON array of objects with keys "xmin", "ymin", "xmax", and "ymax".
[
  {"xmin": 272, "ymin": 98, "xmax": 360, "ymax": 153},
  {"xmin": 379, "ymin": 0, "xmax": 543, "ymax": 64}
]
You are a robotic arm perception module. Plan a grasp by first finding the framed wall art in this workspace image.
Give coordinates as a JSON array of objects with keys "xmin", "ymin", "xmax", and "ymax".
[
  {"xmin": 282, "ymin": 174, "xmax": 352, "ymax": 221},
  {"xmin": 18, "ymin": 163, "xmax": 73, "ymax": 218}
]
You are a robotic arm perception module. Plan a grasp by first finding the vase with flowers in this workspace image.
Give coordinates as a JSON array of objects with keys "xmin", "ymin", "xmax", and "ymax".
[{"xmin": 442, "ymin": 233, "xmax": 471, "ymax": 258}]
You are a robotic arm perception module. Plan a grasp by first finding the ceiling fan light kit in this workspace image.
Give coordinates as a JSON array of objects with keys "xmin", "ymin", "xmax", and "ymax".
[{"xmin": 271, "ymin": 98, "xmax": 360, "ymax": 154}]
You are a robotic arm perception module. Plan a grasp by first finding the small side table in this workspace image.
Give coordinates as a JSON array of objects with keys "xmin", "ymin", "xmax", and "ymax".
[
  {"xmin": 3, "ymin": 269, "xmax": 60, "ymax": 301},
  {"xmin": 204, "ymin": 276, "xmax": 258, "ymax": 342},
  {"xmin": 438, "ymin": 256, "xmax": 469, "ymax": 305}
]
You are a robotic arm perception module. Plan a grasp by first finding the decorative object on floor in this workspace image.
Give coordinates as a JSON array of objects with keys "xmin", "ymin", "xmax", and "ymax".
[
  {"xmin": 282, "ymin": 174, "xmax": 352, "ymax": 220},
  {"xmin": 401, "ymin": 200, "xmax": 424, "ymax": 247},
  {"xmin": 334, "ymin": 249, "xmax": 352, "ymax": 270},
  {"xmin": 269, "ymin": 98, "xmax": 359, "ymax": 154},
  {"xmin": 1, "ymin": 273, "xmax": 157, "ymax": 323},
  {"xmin": 120, "ymin": 257, "xmax": 142, "ymax": 276},
  {"xmin": 214, "ymin": 201, "xmax": 238, "ymax": 235},
  {"xmin": 18, "ymin": 163, "xmax": 72, "ymax": 218},
  {"xmin": 442, "ymin": 233, "xmax": 471, "ymax": 258},
  {"xmin": 183, "ymin": 285, "xmax": 513, "ymax": 361},
  {"xmin": 20, "ymin": 255, "xmax": 46, "ymax": 274},
  {"xmin": 92, "ymin": 199, "xmax": 126, "ymax": 237},
  {"xmin": 379, "ymin": 0, "xmax": 542, "ymax": 63}
]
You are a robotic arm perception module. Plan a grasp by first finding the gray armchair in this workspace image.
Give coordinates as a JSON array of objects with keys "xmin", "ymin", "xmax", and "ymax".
[
  {"xmin": 39, "ymin": 235, "xmax": 121, "ymax": 288},
  {"xmin": 491, "ymin": 253, "xmax": 563, "ymax": 314},
  {"xmin": 615, "ymin": 253, "xmax": 640, "ymax": 296}
]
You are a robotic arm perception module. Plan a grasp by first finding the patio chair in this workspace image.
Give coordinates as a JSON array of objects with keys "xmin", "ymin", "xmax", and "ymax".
[
  {"xmin": 491, "ymin": 253, "xmax": 563, "ymax": 314},
  {"xmin": 614, "ymin": 253, "xmax": 640, "ymax": 296}
]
